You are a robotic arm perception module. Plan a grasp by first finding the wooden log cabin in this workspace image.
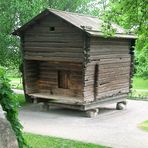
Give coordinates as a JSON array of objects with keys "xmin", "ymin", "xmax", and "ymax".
[{"xmin": 12, "ymin": 8, "xmax": 136, "ymax": 117}]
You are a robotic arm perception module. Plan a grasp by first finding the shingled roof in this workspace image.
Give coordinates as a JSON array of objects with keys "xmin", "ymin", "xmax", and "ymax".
[{"xmin": 12, "ymin": 8, "xmax": 136, "ymax": 39}]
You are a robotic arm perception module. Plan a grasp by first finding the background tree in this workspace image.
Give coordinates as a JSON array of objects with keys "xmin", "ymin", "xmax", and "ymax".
[
  {"xmin": 0, "ymin": 0, "xmax": 48, "ymax": 68},
  {"xmin": 96, "ymin": 0, "xmax": 148, "ymax": 78}
]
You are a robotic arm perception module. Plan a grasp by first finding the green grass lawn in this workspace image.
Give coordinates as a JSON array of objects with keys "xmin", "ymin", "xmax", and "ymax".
[
  {"xmin": 130, "ymin": 77, "xmax": 148, "ymax": 98},
  {"xmin": 138, "ymin": 120, "xmax": 148, "ymax": 132},
  {"xmin": 132, "ymin": 77, "xmax": 148, "ymax": 90},
  {"xmin": 24, "ymin": 133, "xmax": 108, "ymax": 148}
]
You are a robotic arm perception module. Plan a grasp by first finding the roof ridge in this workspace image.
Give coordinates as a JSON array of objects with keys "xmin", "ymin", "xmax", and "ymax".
[{"xmin": 48, "ymin": 8, "xmax": 99, "ymax": 19}]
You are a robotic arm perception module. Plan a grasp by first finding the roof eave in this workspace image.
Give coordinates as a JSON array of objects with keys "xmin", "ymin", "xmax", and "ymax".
[
  {"xmin": 12, "ymin": 9, "xmax": 50, "ymax": 36},
  {"xmin": 86, "ymin": 30, "xmax": 137, "ymax": 39},
  {"xmin": 12, "ymin": 8, "xmax": 85, "ymax": 36}
]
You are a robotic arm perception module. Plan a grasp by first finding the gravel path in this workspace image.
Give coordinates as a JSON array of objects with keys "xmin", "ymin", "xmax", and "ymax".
[
  {"xmin": 19, "ymin": 100, "xmax": 148, "ymax": 148},
  {"xmin": 12, "ymin": 89, "xmax": 24, "ymax": 94}
]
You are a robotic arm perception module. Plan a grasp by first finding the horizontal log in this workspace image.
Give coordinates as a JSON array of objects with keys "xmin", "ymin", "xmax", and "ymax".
[
  {"xmin": 39, "ymin": 66, "xmax": 82, "ymax": 72},
  {"xmin": 90, "ymin": 45, "xmax": 129, "ymax": 50},
  {"xmin": 99, "ymin": 71, "xmax": 130, "ymax": 79},
  {"xmin": 100, "ymin": 66, "xmax": 130, "ymax": 73},
  {"xmin": 26, "ymin": 26, "xmax": 79, "ymax": 33},
  {"xmin": 98, "ymin": 84, "xmax": 129, "ymax": 92},
  {"xmin": 39, "ymin": 77, "xmax": 57, "ymax": 81},
  {"xmin": 97, "ymin": 88, "xmax": 129, "ymax": 99},
  {"xmin": 99, "ymin": 74, "xmax": 130, "ymax": 83},
  {"xmin": 90, "ymin": 37, "xmax": 129, "ymax": 43},
  {"xmin": 84, "ymin": 69, "xmax": 130, "ymax": 77},
  {"xmin": 90, "ymin": 54, "xmax": 130, "ymax": 60},
  {"xmin": 24, "ymin": 36, "xmax": 83, "ymax": 42},
  {"xmin": 23, "ymin": 42, "xmax": 83, "ymax": 48},
  {"xmin": 25, "ymin": 51, "xmax": 83, "ymax": 58},
  {"xmin": 90, "ymin": 51, "xmax": 129, "ymax": 55},
  {"xmin": 25, "ymin": 47, "xmax": 83, "ymax": 53},
  {"xmin": 24, "ymin": 55, "xmax": 84, "ymax": 63},
  {"xmin": 100, "ymin": 63, "xmax": 130, "ymax": 69}
]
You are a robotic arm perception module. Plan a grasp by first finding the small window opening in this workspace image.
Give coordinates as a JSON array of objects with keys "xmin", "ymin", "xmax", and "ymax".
[
  {"xmin": 49, "ymin": 27, "xmax": 55, "ymax": 31},
  {"xmin": 58, "ymin": 71, "xmax": 69, "ymax": 89}
]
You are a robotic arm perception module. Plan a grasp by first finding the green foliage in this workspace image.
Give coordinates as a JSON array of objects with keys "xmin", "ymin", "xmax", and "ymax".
[
  {"xmin": 99, "ymin": 0, "xmax": 148, "ymax": 78},
  {"xmin": 48, "ymin": 0, "xmax": 92, "ymax": 12},
  {"xmin": 15, "ymin": 94, "xmax": 26, "ymax": 106},
  {"xmin": 135, "ymin": 43, "xmax": 148, "ymax": 78},
  {"xmin": 0, "ymin": 66, "xmax": 27, "ymax": 148},
  {"xmin": 0, "ymin": 0, "xmax": 48, "ymax": 68}
]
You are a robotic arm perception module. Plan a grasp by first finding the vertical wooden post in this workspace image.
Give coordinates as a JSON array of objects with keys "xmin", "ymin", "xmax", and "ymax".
[
  {"xmin": 94, "ymin": 64, "xmax": 99, "ymax": 100},
  {"xmin": 129, "ymin": 39, "xmax": 135, "ymax": 93},
  {"xmin": 20, "ymin": 35, "xmax": 33, "ymax": 103},
  {"xmin": 82, "ymin": 32, "xmax": 91, "ymax": 101}
]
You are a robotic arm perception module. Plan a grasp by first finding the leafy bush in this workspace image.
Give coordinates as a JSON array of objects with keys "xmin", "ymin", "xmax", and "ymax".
[
  {"xmin": 15, "ymin": 94, "xmax": 26, "ymax": 106},
  {"xmin": 135, "ymin": 44, "xmax": 148, "ymax": 79},
  {"xmin": 0, "ymin": 66, "xmax": 27, "ymax": 148}
]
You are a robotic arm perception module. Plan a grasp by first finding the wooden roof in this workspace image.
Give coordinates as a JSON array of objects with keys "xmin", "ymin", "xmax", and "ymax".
[{"xmin": 12, "ymin": 8, "xmax": 136, "ymax": 39}]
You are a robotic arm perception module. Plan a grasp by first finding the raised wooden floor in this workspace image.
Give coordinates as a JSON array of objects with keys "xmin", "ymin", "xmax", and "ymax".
[
  {"xmin": 28, "ymin": 93, "xmax": 127, "ymax": 111},
  {"xmin": 28, "ymin": 93, "xmax": 83, "ymax": 104}
]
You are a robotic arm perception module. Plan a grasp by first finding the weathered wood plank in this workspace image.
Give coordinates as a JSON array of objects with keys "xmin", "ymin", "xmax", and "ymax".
[{"xmin": 24, "ymin": 56, "xmax": 84, "ymax": 62}]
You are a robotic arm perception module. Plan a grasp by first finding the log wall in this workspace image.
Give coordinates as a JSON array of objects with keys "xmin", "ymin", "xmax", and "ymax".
[
  {"xmin": 24, "ymin": 60, "xmax": 39, "ymax": 94},
  {"xmin": 84, "ymin": 37, "xmax": 132, "ymax": 102},
  {"xmin": 23, "ymin": 13, "xmax": 84, "ymax": 62},
  {"xmin": 23, "ymin": 13, "xmax": 84, "ymax": 100},
  {"xmin": 22, "ymin": 13, "xmax": 133, "ymax": 103},
  {"xmin": 38, "ymin": 61, "xmax": 83, "ymax": 98}
]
